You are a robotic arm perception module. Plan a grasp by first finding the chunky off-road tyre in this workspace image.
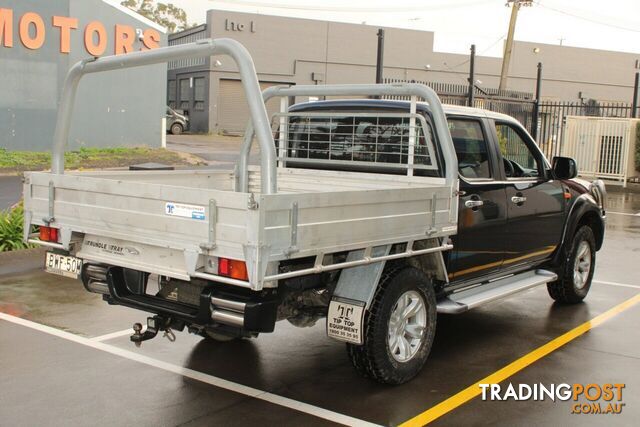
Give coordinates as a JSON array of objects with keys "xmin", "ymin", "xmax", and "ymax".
[
  {"xmin": 170, "ymin": 123, "xmax": 183, "ymax": 135},
  {"xmin": 346, "ymin": 266, "xmax": 437, "ymax": 385},
  {"xmin": 547, "ymin": 225, "xmax": 596, "ymax": 304}
]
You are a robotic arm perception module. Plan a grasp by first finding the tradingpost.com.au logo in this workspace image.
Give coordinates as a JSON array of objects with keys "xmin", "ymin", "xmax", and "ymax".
[{"xmin": 480, "ymin": 383, "xmax": 626, "ymax": 415}]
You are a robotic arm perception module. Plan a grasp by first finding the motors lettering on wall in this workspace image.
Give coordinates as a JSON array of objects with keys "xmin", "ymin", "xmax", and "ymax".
[{"xmin": 0, "ymin": 8, "xmax": 161, "ymax": 56}]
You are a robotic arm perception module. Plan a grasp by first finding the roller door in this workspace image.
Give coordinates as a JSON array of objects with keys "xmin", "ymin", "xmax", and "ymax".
[{"xmin": 217, "ymin": 79, "xmax": 285, "ymax": 134}]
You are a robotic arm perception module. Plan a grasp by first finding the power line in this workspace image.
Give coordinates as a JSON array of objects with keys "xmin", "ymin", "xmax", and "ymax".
[
  {"xmin": 209, "ymin": 0, "xmax": 494, "ymax": 13},
  {"xmin": 534, "ymin": 1, "xmax": 640, "ymax": 33},
  {"xmin": 444, "ymin": 34, "xmax": 506, "ymax": 70}
]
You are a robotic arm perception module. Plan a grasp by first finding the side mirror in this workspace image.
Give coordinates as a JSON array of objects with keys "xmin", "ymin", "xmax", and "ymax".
[{"xmin": 552, "ymin": 156, "xmax": 578, "ymax": 180}]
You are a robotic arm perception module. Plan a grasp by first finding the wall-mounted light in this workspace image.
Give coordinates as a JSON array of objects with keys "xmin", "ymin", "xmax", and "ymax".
[
  {"xmin": 424, "ymin": 64, "xmax": 431, "ymax": 70},
  {"xmin": 533, "ymin": 47, "xmax": 541, "ymax": 54},
  {"xmin": 214, "ymin": 60, "xmax": 222, "ymax": 67}
]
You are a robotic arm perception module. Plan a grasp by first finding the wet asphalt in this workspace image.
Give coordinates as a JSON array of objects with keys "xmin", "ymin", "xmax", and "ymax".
[
  {"xmin": 1, "ymin": 188, "xmax": 639, "ymax": 426},
  {"xmin": 0, "ymin": 175, "xmax": 22, "ymax": 210}
]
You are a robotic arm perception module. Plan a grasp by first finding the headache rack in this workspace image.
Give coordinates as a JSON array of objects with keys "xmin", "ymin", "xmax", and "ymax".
[{"xmin": 272, "ymin": 111, "xmax": 439, "ymax": 174}]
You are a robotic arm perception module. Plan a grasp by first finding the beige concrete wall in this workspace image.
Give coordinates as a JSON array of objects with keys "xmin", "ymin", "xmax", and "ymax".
[{"xmin": 196, "ymin": 9, "xmax": 639, "ymax": 132}]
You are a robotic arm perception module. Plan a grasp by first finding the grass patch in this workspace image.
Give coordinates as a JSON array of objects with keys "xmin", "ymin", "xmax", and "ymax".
[{"xmin": 0, "ymin": 147, "xmax": 202, "ymax": 173}]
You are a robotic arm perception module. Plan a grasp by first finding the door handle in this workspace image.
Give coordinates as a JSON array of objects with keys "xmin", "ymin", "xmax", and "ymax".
[
  {"xmin": 511, "ymin": 196, "xmax": 527, "ymax": 204},
  {"xmin": 465, "ymin": 200, "xmax": 484, "ymax": 209}
]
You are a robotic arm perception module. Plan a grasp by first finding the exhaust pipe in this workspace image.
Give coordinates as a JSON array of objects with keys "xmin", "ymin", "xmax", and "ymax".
[
  {"xmin": 83, "ymin": 264, "xmax": 110, "ymax": 295},
  {"xmin": 211, "ymin": 296, "xmax": 246, "ymax": 327},
  {"xmin": 86, "ymin": 280, "xmax": 109, "ymax": 295}
]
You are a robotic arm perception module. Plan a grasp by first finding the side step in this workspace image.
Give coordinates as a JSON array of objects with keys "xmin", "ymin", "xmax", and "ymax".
[{"xmin": 437, "ymin": 269, "xmax": 557, "ymax": 314}]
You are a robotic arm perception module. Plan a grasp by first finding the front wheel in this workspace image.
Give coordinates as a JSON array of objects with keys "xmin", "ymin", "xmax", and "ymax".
[
  {"xmin": 547, "ymin": 225, "xmax": 596, "ymax": 304},
  {"xmin": 346, "ymin": 266, "xmax": 437, "ymax": 385},
  {"xmin": 170, "ymin": 123, "xmax": 184, "ymax": 135}
]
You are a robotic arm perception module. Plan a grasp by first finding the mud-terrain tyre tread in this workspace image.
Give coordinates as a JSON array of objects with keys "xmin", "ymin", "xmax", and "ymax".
[
  {"xmin": 346, "ymin": 265, "xmax": 437, "ymax": 385},
  {"xmin": 547, "ymin": 225, "xmax": 596, "ymax": 304}
]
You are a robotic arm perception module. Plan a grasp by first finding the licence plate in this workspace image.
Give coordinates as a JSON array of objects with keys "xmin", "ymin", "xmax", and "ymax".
[{"xmin": 44, "ymin": 252, "xmax": 83, "ymax": 279}]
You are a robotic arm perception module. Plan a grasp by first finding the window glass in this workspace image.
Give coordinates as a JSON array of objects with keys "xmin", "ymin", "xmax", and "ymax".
[
  {"xmin": 448, "ymin": 119, "xmax": 491, "ymax": 179},
  {"xmin": 167, "ymin": 80, "xmax": 176, "ymax": 109},
  {"xmin": 179, "ymin": 79, "xmax": 190, "ymax": 111},
  {"xmin": 285, "ymin": 115, "xmax": 438, "ymax": 174},
  {"xmin": 495, "ymin": 123, "xmax": 540, "ymax": 178},
  {"xmin": 194, "ymin": 78, "xmax": 205, "ymax": 111}
]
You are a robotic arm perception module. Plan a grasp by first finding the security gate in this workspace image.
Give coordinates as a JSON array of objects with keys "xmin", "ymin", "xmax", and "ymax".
[{"xmin": 562, "ymin": 116, "xmax": 639, "ymax": 187}]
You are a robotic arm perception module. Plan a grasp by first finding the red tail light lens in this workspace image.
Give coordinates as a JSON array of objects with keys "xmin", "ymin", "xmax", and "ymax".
[
  {"xmin": 218, "ymin": 258, "xmax": 249, "ymax": 281},
  {"xmin": 39, "ymin": 226, "xmax": 59, "ymax": 242}
]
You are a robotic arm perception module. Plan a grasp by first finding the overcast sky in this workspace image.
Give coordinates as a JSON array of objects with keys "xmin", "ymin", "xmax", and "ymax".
[{"xmin": 166, "ymin": 0, "xmax": 640, "ymax": 57}]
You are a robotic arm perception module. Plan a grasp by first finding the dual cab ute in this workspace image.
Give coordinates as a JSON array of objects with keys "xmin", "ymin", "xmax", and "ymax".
[{"xmin": 25, "ymin": 39, "xmax": 606, "ymax": 384}]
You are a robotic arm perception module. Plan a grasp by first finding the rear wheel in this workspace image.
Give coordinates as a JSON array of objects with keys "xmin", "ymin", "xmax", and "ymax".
[
  {"xmin": 547, "ymin": 225, "xmax": 596, "ymax": 303},
  {"xmin": 346, "ymin": 266, "xmax": 437, "ymax": 384}
]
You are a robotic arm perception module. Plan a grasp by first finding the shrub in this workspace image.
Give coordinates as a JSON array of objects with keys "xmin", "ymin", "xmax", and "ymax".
[{"xmin": 0, "ymin": 202, "xmax": 32, "ymax": 252}]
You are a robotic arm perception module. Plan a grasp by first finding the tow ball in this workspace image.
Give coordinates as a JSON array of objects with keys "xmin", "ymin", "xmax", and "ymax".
[{"xmin": 130, "ymin": 316, "xmax": 176, "ymax": 347}]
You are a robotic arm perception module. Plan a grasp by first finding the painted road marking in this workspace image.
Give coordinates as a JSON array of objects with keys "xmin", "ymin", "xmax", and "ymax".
[
  {"xmin": 595, "ymin": 279, "xmax": 640, "ymax": 290},
  {"xmin": 399, "ymin": 292, "xmax": 640, "ymax": 427},
  {"xmin": 0, "ymin": 313, "xmax": 381, "ymax": 427},
  {"xmin": 607, "ymin": 211, "xmax": 640, "ymax": 217},
  {"xmin": 90, "ymin": 328, "xmax": 135, "ymax": 342}
]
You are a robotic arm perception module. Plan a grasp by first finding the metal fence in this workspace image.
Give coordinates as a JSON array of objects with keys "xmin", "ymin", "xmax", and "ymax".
[
  {"xmin": 560, "ymin": 116, "xmax": 639, "ymax": 186},
  {"xmin": 383, "ymin": 78, "xmax": 536, "ymax": 135},
  {"xmin": 382, "ymin": 78, "xmax": 636, "ymax": 160},
  {"xmin": 536, "ymin": 101, "xmax": 634, "ymax": 159}
]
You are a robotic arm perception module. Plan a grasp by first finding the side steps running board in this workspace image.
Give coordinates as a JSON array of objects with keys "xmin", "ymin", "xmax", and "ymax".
[{"xmin": 437, "ymin": 269, "xmax": 557, "ymax": 314}]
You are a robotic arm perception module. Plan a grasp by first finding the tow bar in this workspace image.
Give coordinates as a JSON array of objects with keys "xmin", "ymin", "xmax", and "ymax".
[{"xmin": 130, "ymin": 316, "xmax": 176, "ymax": 347}]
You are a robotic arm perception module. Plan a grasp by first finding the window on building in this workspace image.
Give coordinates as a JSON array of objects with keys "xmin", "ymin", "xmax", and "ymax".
[
  {"xmin": 167, "ymin": 80, "xmax": 176, "ymax": 109},
  {"xmin": 194, "ymin": 78, "xmax": 205, "ymax": 111},
  {"xmin": 449, "ymin": 119, "xmax": 492, "ymax": 179},
  {"xmin": 179, "ymin": 79, "xmax": 190, "ymax": 111}
]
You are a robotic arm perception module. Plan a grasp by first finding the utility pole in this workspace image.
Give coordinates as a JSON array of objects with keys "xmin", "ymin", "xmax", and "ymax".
[{"xmin": 499, "ymin": 0, "xmax": 533, "ymax": 92}]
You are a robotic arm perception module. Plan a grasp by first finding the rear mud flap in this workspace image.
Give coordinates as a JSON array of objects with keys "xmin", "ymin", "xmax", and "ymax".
[{"xmin": 327, "ymin": 245, "xmax": 391, "ymax": 344}]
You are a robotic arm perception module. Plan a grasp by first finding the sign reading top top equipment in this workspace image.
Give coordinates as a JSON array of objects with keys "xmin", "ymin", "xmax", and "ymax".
[{"xmin": 0, "ymin": 8, "xmax": 161, "ymax": 55}]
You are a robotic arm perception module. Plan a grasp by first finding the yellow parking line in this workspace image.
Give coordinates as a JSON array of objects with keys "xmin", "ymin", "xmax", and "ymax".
[{"xmin": 400, "ymin": 292, "xmax": 640, "ymax": 427}]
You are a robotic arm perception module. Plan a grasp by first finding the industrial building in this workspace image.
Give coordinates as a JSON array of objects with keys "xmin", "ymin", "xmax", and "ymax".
[
  {"xmin": 168, "ymin": 9, "xmax": 640, "ymax": 134},
  {"xmin": 0, "ymin": 0, "xmax": 167, "ymax": 151}
]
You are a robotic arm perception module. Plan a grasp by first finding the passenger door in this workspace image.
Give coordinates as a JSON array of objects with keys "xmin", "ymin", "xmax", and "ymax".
[
  {"xmin": 493, "ymin": 121, "xmax": 565, "ymax": 269},
  {"xmin": 447, "ymin": 117, "xmax": 508, "ymax": 282}
]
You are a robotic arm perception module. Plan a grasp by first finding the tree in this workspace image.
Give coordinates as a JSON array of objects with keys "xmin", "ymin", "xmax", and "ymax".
[{"xmin": 121, "ymin": 0, "xmax": 191, "ymax": 33}]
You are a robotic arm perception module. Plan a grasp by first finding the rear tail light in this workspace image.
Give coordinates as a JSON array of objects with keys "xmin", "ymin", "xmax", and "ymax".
[
  {"xmin": 218, "ymin": 258, "xmax": 249, "ymax": 281},
  {"xmin": 39, "ymin": 226, "xmax": 59, "ymax": 242}
]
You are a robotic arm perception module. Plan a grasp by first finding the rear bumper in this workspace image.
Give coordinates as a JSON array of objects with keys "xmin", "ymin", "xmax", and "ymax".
[{"xmin": 83, "ymin": 264, "xmax": 278, "ymax": 333}]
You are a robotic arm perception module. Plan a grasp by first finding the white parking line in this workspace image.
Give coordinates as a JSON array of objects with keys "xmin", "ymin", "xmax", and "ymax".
[
  {"xmin": 0, "ymin": 312, "xmax": 380, "ymax": 427},
  {"xmin": 594, "ymin": 280, "xmax": 640, "ymax": 290},
  {"xmin": 607, "ymin": 211, "xmax": 640, "ymax": 217},
  {"xmin": 90, "ymin": 329, "xmax": 135, "ymax": 342}
]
